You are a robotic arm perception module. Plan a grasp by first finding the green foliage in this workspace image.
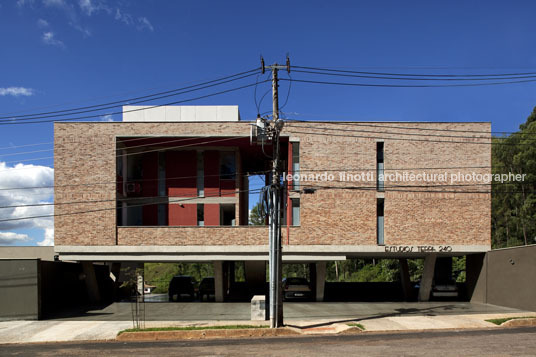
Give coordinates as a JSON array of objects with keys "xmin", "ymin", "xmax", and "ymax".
[
  {"xmin": 325, "ymin": 259, "xmax": 424, "ymax": 283},
  {"xmin": 249, "ymin": 202, "xmax": 266, "ymax": 225},
  {"xmin": 144, "ymin": 263, "xmax": 214, "ymax": 294},
  {"xmin": 492, "ymin": 108, "xmax": 536, "ymax": 248},
  {"xmin": 486, "ymin": 316, "xmax": 536, "ymax": 325},
  {"xmin": 346, "ymin": 323, "xmax": 365, "ymax": 330},
  {"xmin": 283, "ymin": 264, "xmax": 310, "ymax": 280},
  {"xmin": 453, "ymin": 256, "xmax": 466, "ymax": 282}
]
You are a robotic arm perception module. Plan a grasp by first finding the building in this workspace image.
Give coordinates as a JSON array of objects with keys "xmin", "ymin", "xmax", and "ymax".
[{"xmin": 53, "ymin": 105, "xmax": 491, "ymax": 302}]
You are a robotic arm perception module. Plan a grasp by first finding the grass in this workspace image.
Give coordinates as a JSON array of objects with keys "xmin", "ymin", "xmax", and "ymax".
[
  {"xmin": 118, "ymin": 325, "xmax": 269, "ymax": 335},
  {"xmin": 486, "ymin": 316, "xmax": 536, "ymax": 325},
  {"xmin": 346, "ymin": 323, "xmax": 365, "ymax": 330}
]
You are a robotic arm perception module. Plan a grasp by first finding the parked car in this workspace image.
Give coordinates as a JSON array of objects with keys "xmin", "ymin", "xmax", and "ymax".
[
  {"xmin": 168, "ymin": 275, "xmax": 197, "ymax": 301},
  {"xmin": 432, "ymin": 280, "xmax": 459, "ymax": 298},
  {"xmin": 198, "ymin": 277, "xmax": 215, "ymax": 302},
  {"xmin": 283, "ymin": 277, "xmax": 312, "ymax": 301}
]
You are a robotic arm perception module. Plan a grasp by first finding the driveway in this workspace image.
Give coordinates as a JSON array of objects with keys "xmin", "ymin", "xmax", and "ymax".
[{"xmin": 46, "ymin": 301, "xmax": 527, "ymax": 321}]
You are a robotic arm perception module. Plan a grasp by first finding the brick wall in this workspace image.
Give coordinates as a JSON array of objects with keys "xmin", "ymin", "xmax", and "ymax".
[{"xmin": 54, "ymin": 121, "xmax": 491, "ymax": 248}]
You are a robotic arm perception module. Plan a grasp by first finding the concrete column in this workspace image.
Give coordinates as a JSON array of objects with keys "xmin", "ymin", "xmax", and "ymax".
[
  {"xmin": 315, "ymin": 262, "xmax": 326, "ymax": 302},
  {"xmin": 245, "ymin": 261, "xmax": 266, "ymax": 295},
  {"xmin": 81, "ymin": 262, "xmax": 101, "ymax": 305},
  {"xmin": 418, "ymin": 254, "xmax": 437, "ymax": 302},
  {"xmin": 466, "ymin": 253, "xmax": 487, "ymax": 303},
  {"xmin": 399, "ymin": 258, "xmax": 413, "ymax": 301},
  {"xmin": 213, "ymin": 261, "xmax": 224, "ymax": 302},
  {"xmin": 110, "ymin": 262, "xmax": 121, "ymax": 301}
]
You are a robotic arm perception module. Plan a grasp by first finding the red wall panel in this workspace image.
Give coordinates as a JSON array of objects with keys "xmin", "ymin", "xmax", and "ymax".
[
  {"xmin": 167, "ymin": 151, "xmax": 197, "ymax": 197},
  {"xmin": 204, "ymin": 204, "xmax": 220, "ymax": 226},
  {"xmin": 168, "ymin": 204, "xmax": 197, "ymax": 226},
  {"xmin": 220, "ymin": 180, "xmax": 236, "ymax": 197},
  {"xmin": 142, "ymin": 152, "xmax": 158, "ymax": 197}
]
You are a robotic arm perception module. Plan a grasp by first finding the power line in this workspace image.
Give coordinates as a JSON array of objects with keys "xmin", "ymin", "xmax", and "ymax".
[
  {"xmin": 281, "ymin": 77, "xmax": 536, "ymax": 88},
  {"xmin": 284, "ymin": 128, "xmax": 532, "ymax": 146},
  {"xmin": 0, "ymin": 162, "xmax": 504, "ymax": 192},
  {"xmin": 0, "ymin": 80, "xmax": 269, "ymax": 126},
  {"xmin": 292, "ymin": 65, "xmax": 536, "ymax": 78},
  {"xmin": 2, "ymin": 135, "xmax": 246, "ymax": 165},
  {"xmin": 0, "ymin": 169, "xmax": 270, "ymax": 192},
  {"xmin": 292, "ymin": 68, "xmax": 536, "ymax": 82},
  {"xmin": 283, "ymin": 113, "xmax": 533, "ymax": 136},
  {"xmin": 4, "ymin": 180, "xmax": 530, "ymax": 210},
  {"xmin": 0, "ymin": 72, "xmax": 257, "ymax": 123},
  {"xmin": 286, "ymin": 122, "xmax": 536, "ymax": 143},
  {"xmin": 0, "ymin": 142, "xmax": 53, "ymax": 151},
  {"xmin": 0, "ymin": 187, "xmax": 263, "ymax": 223},
  {"xmin": 298, "ymin": 183, "xmax": 526, "ymax": 195},
  {"xmin": 0, "ymin": 148, "xmax": 54, "ymax": 158},
  {"xmin": 0, "ymin": 68, "xmax": 260, "ymax": 121}
]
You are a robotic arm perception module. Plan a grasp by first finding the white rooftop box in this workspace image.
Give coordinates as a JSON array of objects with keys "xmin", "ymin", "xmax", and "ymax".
[{"xmin": 122, "ymin": 105, "xmax": 240, "ymax": 122}]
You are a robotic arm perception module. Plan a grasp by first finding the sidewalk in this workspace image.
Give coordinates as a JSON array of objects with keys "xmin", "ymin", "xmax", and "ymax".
[{"xmin": 1, "ymin": 309, "xmax": 534, "ymax": 344}]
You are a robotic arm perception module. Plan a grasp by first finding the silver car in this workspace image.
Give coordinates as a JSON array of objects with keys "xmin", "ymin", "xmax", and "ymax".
[{"xmin": 283, "ymin": 277, "xmax": 312, "ymax": 301}]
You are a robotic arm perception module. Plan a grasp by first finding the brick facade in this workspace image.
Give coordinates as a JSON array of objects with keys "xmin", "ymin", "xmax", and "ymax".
[{"xmin": 54, "ymin": 121, "xmax": 491, "ymax": 251}]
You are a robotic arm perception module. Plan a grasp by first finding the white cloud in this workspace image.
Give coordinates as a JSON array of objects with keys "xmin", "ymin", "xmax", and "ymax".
[
  {"xmin": 101, "ymin": 114, "xmax": 113, "ymax": 122},
  {"xmin": 42, "ymin": 0, "xmax": 66, "ymax": 7},
  {"xmin": 17, "ymin": 0, "xmax": 35, "ymax": 7},
  {"xmin": 115, "ymin": 8, "xmax": 133, "ymax": 26},
  {"xmin": 42, "ymin": 31, "xmax": 65, "ymax": 48},
  {"xmin": 79, "ymin": 0, "xmax": 96, "ymax": 15},
  {"xmin": 0, "ymin": 162, "xmax": 54, "ymax": 245},
  {"xmin": 137, "ymin": 17, "xmax": 153, "ymax": 32},
  {"xmin": 70, "ymin": 22, "xmax": 91, "ymax": 37},
  {"xmin": 37, "ymin": 228, "xmax": 54, "ymax": 246},
  {"xmin": 37, "ymin": 18, "xmax": 49, "ymax": 28},
  {"xmin": 79, "ymin": 0, "xmax": 110, "ymax": 16},
  {"xmin": 0, "ymin": 87, "xmax": 34, "ymax": 97},
  {"xmin": 0, "ymin": 232, "xmax": 29, "ymax": 245}
]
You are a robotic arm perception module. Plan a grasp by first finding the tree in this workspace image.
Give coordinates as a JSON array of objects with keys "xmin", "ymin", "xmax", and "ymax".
[
  {"xmin": 492, "ymin": 107, "xmax": 536, "ymax": 248},
  {"xmin": 249, "ymin": 202, "xmax": 266, "ymax": 225}
]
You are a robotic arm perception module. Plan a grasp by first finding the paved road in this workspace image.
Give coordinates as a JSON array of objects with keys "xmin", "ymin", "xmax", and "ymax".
[{"xmin": 3, "ymin": 327, "xmax": 536, "ymax": 356}]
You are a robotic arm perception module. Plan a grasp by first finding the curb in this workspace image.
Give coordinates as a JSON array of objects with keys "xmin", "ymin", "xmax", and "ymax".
[
  {"xmin": 117, "ymin": 328, "xmax": 300, "ymax": 342},
  {"xmin": 501, "ymin": 318, "xmax": 536, "ymax": 328}
]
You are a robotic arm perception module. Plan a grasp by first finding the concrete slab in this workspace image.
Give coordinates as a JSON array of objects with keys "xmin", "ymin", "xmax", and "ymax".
[{"xmin": 1, "ymin": 302, "xmax": 533, "ymax": 344}]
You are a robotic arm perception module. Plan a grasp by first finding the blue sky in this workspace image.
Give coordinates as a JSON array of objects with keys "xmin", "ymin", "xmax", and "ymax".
[{"xmin": 1, "ymin": 0, "xmax": 536, "ymax": 245}]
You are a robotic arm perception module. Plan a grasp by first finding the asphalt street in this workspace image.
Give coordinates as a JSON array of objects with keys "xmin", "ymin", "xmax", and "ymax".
[{"xmin": 2, "ymin": 327, "xmax": 536, "ymax": 356}]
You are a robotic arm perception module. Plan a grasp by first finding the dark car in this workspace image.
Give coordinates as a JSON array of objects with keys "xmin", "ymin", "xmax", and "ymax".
[
  {"xmin": 168, "ymin": 275, "xmax": 196, "ymax": 301},
  {"xmin": 432, "ymin": 280, "xmax": 459, "ymax": 299},
  {"xmin": 198, "ymin": 277, "xmax": 215, "ymax": 302},
  {"xmin": 283, "ymin": 277, "xmax": 312, "ymax": 301}
]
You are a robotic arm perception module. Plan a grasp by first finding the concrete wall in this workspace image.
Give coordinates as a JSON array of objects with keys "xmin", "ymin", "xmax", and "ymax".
[
  {"xmin": 470, "ymin": 245, "xmax": 536, "ymax": 312},
  {"xmin": 55, "ymin": 120, "xmax": 491, "ymax": 253},
  {"xmin": 0, "ymin": 246, "xmax": 55, "ymax": 261},
  {"xmin": 0, "ymin": 260, "xmax": 115, "ymax": 320},
  {"xmin": 0, "ymin": 260, "xmax": 40, "ymax": 320},
  {"xmin": 122, "ymin": 105, "xmax": 239, "ymax": 122}
]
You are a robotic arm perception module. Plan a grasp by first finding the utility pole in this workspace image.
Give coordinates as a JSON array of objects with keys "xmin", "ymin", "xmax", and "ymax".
[{"xmin": 255, "ymin": 56, "xmax": 290, "ymax": 328}]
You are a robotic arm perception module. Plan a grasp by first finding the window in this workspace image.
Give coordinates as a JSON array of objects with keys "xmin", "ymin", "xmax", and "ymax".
[
  {"xmin": 292, "ymin": 142, "xmax": 300, "ymax": 190},
  {"xmin": 377, "ymin": 142, "xmax": 384, "ymax": 191},
  {"xmin": 197, "ymin": 151, "xmax": 204, "ymax": 196},
  {"xmin": 220, "ymin": 204, "xmax": 236, "ymax": 226},
  {"xmin": 220, "ymin": 152, "xmax": 236, "ymax": 180},
  {"xmin": 377, "ymin": 198, "xmax": 384, "ymax": 245},
  {"xmin": 158, "ymin": 204, "xmax": 167, "ymax": 226},
  {"xmin": 292, "ymin": 198, "xmax": 300, "ymax": 226},
  {"xmin": 197, "ymin": 204, "xmax": 204, "ymax": 226},
  {"xmin": 126, "ymin": 204, "xmax": 143, "ymax": 226}
]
